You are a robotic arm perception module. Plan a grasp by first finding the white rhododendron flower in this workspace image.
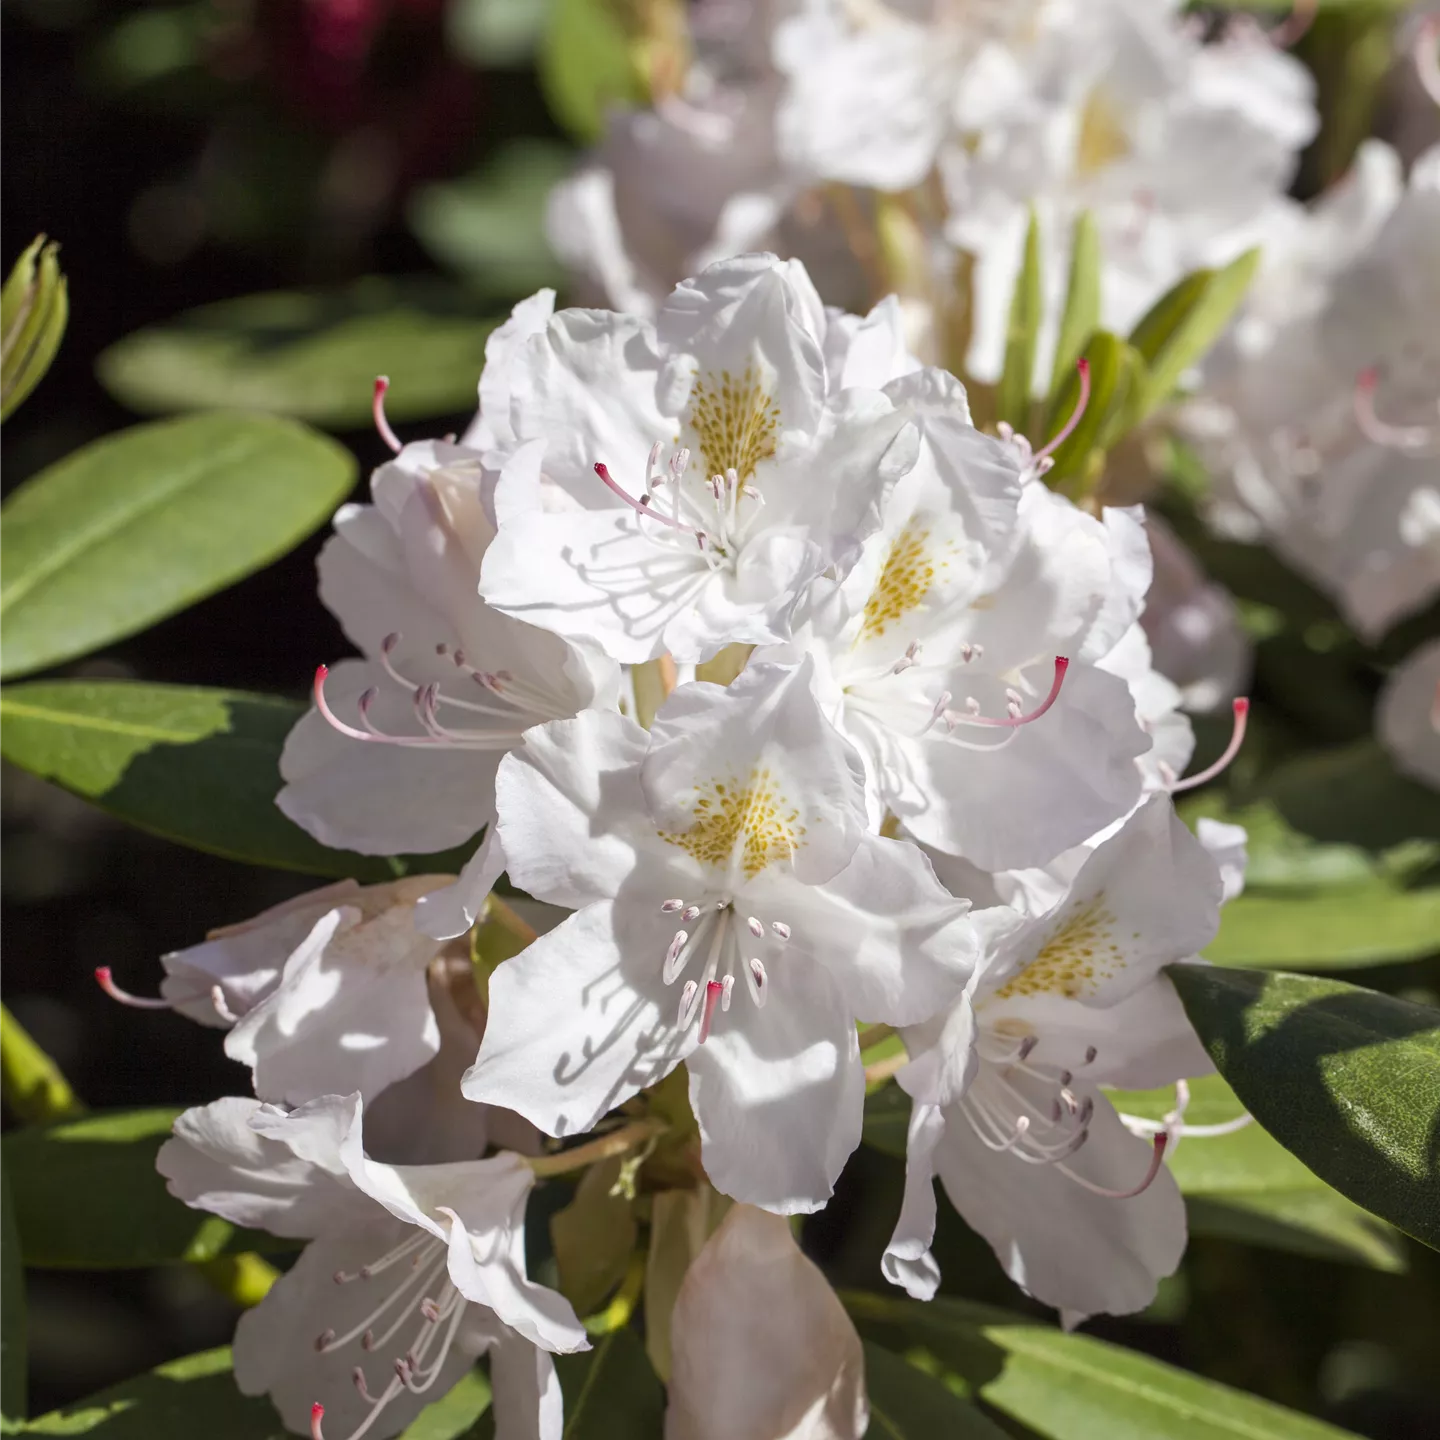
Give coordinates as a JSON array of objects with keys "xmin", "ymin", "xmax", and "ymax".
[
  {"xmin": 665, "ymin": 1204, "xmax": 869, "ymax": 1440},
  {"xmin": 1378, "ymin": 639, "xmax": 1440, "ymax": 790},
  {"xmin": 476, "ymin": 254, "xmax": 919, "ymax": 664},
  {"xmin": 883, "ymin": 795, "xmax": 1223, "ymax": 1320},
  {"xmin": 1186, "ymin": 142, "xmax": 1440, "ymax": 639},
  {"xmin": 775, "ymin": 0, "xmax": 1316, "ymax": 384},
  {"xmin": 464, "ymin": 660, "xmax": 978, "ymax": 1213},
  {"xmin": 159, "ymin": 1093, "xmax": 586, "ymax": 1440}
]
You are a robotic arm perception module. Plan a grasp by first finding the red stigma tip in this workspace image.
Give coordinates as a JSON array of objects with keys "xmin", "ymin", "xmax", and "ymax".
[
  {"xmin": 371, "ymin": 376, "xmax": 402, "ymax": 454},
  {"xmin": 1076, "ymin": 358, "xmax": 1089, "ymax": 377},
  {"xmin": 1356, "ymin": 366, "xmax": 1378, "ymax": 391},
  {"xmin": 95, "ymin": 966, "xmax": 111, "ymax": 985},
  {"xmin": 1170, "ymin": 694, "xmax": 1250, "ymax": 793},
  {"xmin": 698, "ymin": 979, "xmax": 725, "ymax": 1044},
  {"xmin": 310, "ymin": 1402, "xmax": 326, "ymax": 1440}
]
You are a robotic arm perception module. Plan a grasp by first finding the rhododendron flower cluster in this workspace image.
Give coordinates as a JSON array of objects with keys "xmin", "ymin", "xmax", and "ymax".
[{"xmin": 119, "ymin": 253, "xmax": 1262, "ymax": 1440}]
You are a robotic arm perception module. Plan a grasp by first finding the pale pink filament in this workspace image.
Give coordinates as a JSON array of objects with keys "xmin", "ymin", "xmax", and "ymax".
[
  {"xmin": 372, "ymin": 377, "xmax": 403, "ymax": 455},
  {"xmin": 94, "ymin": 966, "xmax": 238, "ymax": 1023},
  {"xmin": 1030, "ymin": 359, "xmax": 1091, "ymax": 468},
  {"xmin": 1353, "ymin": 368, "xmax": 1438, "ymax": 453},
  {"xmin": 594, "ymin": 461, "xmax": 705, "ymax": 546},
  {"xmin": 925, "ymin": 657, "xmax": 1070, "ymax": 736},
  {"xmin": 1169, "ymin": 697, "xmax": 1249, "ymax": 793},
  {"xmin": 1059, "ymin": 1132, "xmax": 1169, "ymax": 1199}
]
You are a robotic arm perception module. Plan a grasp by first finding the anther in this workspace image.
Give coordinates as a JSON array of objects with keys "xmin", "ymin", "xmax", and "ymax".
[
  {"xmin": 771, "ymin": 922, "xmax": 790, "ymax": 941},
  {"xmin": 682, "ymin": 904, "xmax": 702, "ymax": 922},
  {"xmin": 661, "ymin": 899, "xmax": 685, "ymax": 913},
  {"xmin": 1016, "ymin": 1035, "xmax": 1039, "ymax": 1062},
  {"xmin": 315, "ymin": 1329, "xmax": 335, "ymax": 1352},
  {"xmin": 1169, "ymin": 697, "xmax": 1249, "ymax": 793},
  {"xmin": 746, "ymin": 957, "xmax": 768, "ymax": 1007},
  {"xmin": 1083, "ymin": 1045, "xmax": 1097, "ymax": 1065},
  {"xmin": 677, "ymin": 980, "xmax": 699, "ymax": 1026},
  {"xmin": 420, "ymin": 1299, "xmax": 440, "ymax": 1324},
  {"xmin": 663, "ymin": 931, "xmax": 690, "ymax": 984},
  {"xmin": 372, "ymin": 377, "xmax": 403, "ymax": 455},
  {"xmin": 721, "ymin": 974, "xmax": 735, "ymax": 1012},
  {"xmin": 746, "ymin": 916, "xmax": 765, "ymax": 938}
]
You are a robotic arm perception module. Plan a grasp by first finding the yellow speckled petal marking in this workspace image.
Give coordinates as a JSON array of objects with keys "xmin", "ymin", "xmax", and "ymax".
[
  {"xmin": 660, "ymin": 768, "xmax": 807, "ymax": 878},
  {"xmin": 859, "ymin": 522, "xmax": 952, "ymax": 642},
  {"xmin": 687, "ymin": 366, "xmax": 781, "ymax": 484},
  {"xmin": 994, "ymin": 897, "xmax": 1124, "ymax": 1000}
]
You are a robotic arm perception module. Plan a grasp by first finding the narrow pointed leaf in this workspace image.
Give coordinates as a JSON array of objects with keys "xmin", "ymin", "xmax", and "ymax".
[
  {"xmin": 845, "ymin": 1292, "xmax": 1357, "ymax": 1440},
  {"xmin": 1128, "ymin": 249, "xmax": 1260, "ymax": 420},
  {"xmin": 1167, "ymin": 965, "xmax": 1440, "ymax": 1250},
  {"xmin": 995, "ymin": 210, "xmax": 1042, "ymax": 432},
  {"xmin": 1, "ymin": 236, "xmax": 68, "ymax": 422},
  {"xmin": 97, "ymin": 281, "xmax": 499, "ymax": 427},
  {"xmin": 0, "ymin": 681, "xmax": 477, "ymax": 879},
  {"xmin": 863, "ymin": 1343, "xmax": 1009, "ymax": 1438},
  {"xmin": 0, "ymin": 413, "xmax": 355, "ymax": 680},
  {"xmin": 22, "ymin": 1349, "xmax": 283, "ymax": 1438},
  {"xmin": 2, "ymin": 1109, "xmax": 296, "ymax": 1269},
  {"xmin": 1049, "ymin": 211, "xmax": 1100, "ymax": 395}
]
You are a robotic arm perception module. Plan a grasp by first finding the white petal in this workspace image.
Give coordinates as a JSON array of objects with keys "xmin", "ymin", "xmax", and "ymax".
[
  {"xmin": 665, "ymin": 1204, "xmax": 868, "ymax": 1440},
  {"xmin": 686, "ymin": 952, "xmax": 863, "ymax": 1215},
  {"xmin": 496, "ymin": 709, "xmax": 662, "ymax": 910},
  {"xmin": 644, "ymin": 660, "xmax": 869, "ymax": 888},
  {"xmin": 936, "ymin": 1087, "xmax": 1186, "ymax": 1321},
  {"xmin": 464, "ymin": 902, "xmax": 694, "ymax": 1139},
  {"xmin": 468, "ymin": 288, "xmax": 560, "ymax": 451},
  {"xmin": 278, "ymin": 658, "xmax": 498, "ymax": 856},
  {"xmin": 490, "ymin": 1337, "xmax": 565, "ymax": 1440},
  {"xmin": 881, "ymin": 1100, "xmax": 945, "ymax": 1301},
  {"xmin": 415, "ymin": 827, "xmax": 507, "ymax": 941},
  {"xmin": 157, "ymin": 1096, "xmax": 370, "ymax": 1239},
  {"xmin": 224, "ymin": 892, "xmax": 445, "ymax": 1107},
  {"xmin": 233, "ymin": 1220, "xmax": 477, "ymax": 1440},
  {"xmin": 757, "ymin": 832, "xmax": 975, "ymax": 1025}
]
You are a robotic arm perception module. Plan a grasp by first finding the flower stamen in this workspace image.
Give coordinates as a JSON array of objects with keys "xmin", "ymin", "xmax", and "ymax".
[{"xmin": 1168, "ymin": 696, "xmax": 1248, "ymax": 792}]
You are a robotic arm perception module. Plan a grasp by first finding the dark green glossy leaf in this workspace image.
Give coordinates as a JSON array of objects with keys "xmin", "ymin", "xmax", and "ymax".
[
  {"xmin": 22, "ymin": 1349, "xmax": 282, "ymax": 1438},
  {"xmin": 1106, "ymin": 1075, "xmax": 1404, "ymax": 1270},
  {"xmin": 97, "ymin": 281, "xmax": 499, "ymax": 427},
  {"xmin": 995, "ymin": 210, "xmax": 1042, "ymax": 433},
  {"xmin": 398, "ymin": 1369, "xmax": 492, "ymax": 1439},
  {"xmin": 845, "ymin": 1292, "xmax": 1356, "ymax": 1439},
  {"xmin": 1, "ymin": 1173, "xmax": 25, "ymax": 1431},
  {"xmin": 862, "ymin": 1342, "xmax": 1009, "ymax": 1438},
  {"xmin": 558, "ymin": 1325, "xmax": 663, "ymax": 1438},
  {"xmin": 1167, "ymin": 966, "xmax": 1440, "ymax": 1250},
  {"xmin": 2, "ymin": 1109, "xmax": 295, "ymax": 1269},
  {"xmin": 0, "ymin": 681, "xmax": 477, "ymax": 879},
  {"xmin": 1049, "ymin": 211, "xmax": 1100, "ymax": 396},
  {"xmin": 1128, "ymin": 250, "xmax": 1259, "ymax": 420},
  {"xmin": 409, "ymin": 142, "xmax": 573, "ymax": 298},
  {"xmin": 0, "ymin": 414, "xmax": 355, "ymax": 680}
]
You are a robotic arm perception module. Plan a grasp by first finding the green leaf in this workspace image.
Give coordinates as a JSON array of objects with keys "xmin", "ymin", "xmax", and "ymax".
[
  {"xmin": 0, "ymin": 681, "xmax": 477, "ymax": 879},
  {"xmin": 409, "ymin": 142, "xmax": 572, "ymax": 299},
  {"xmin": 1039, "ymin": 330, "xmax": 1143, "ymax": 490},
  {"xmin": 1, "ymin": 1172, "xmax": 25, "ymax": 1432},
  {"xmin": 995, "ymin": 210, "xmax": 1042, "ymax": 433},
  {"xmin": 2, "ymin": 1109, "xmax": 294, "ymax": 1269},
  {"xmin": 1105, "ymin": 1075, "xmax": 1405, "ymax": 1270},
  {"xmin": 550, "ymin": 1158, "xmax": 638, "ymax": 1317},
  {"xmin": 21, "ymin": 1348, "xmax": 284, "ymax": 1438},
  {"xmin": 539, "ymin": 0, "xmax": 645, "ymax": 142},
  {"xmin": 1207, "ymin": 887, "xmax": 1440, "ymax": 970},
  {"xmin": 862, "ymin": 1081, "xmax": 909, "ymax": 1159},
  {"xmin": 0, "ymin": 414, "xmax": 355, "ymax": 680},
  {"xmin": 863, "ymin": 1343, "xmax": 1009, "ymax": 1438},
  {"xmin": 1127, "ymin": 249, "xmax": 1259, "ymax": 420},
  {"xmin": 1, "ymin": 236, "xmax": 68, "ymax": 423},
  {"xmin": 0, "ymin": 1004, "xmax": 85, "ymax": 1126},
  {"xmin": 398, "ymin": 1368, "xmax": 492, "ymax": 1439},
  {"xmin": 1167, "ymin": 966, "xmax": 1440, "ymax": 1250},
  {"xmin": 555, "ymin": 1325, "xmax": 664, "ymax": 1438},
  {"xmin": 96, "ymin": 280, "xmax": 500, "ymax": 427},
  {"xmin": 845, "ymin": 1292, "xmax": 1357, "ymax": 1440},
  {"xmin": 1049, "ymin": 211, "xmax": 1100, "ymax": 395}
]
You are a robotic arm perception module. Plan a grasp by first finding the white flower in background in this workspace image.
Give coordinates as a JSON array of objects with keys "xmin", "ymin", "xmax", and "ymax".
[
  {"xmin": 98, "ymin": 878, "xmax": 452, "ymax": 1110},
  {"xmin": 477, "ymin": 254, "xmax": 919, "ymax": 664},
  {"xmin": 665, "ymin": 1204, "xmax": 868, "ymax": 1440},
  {"xmin": 158, "ymin": 1093, "xmax": 586, "ymax": 1440},
  {"xmin": 776, "ymin": 0, "xmax": 1317, "ymax": 386},
  {"xmin": 760, "ymin": 401, "xmax": 1157, "ymax": 868},
  {"xmin": 1378, "ymin": 639, "xmax": 1440, "ymax": 789},
  {"xmin": 548, "ymin": 0, "xmax": 858, "ymax": 317},
  {"xmin": 1186, "ymin": 142, "xmax": 1440, "ymax": 640},
  {"xmin": 277, "ymin": 296, "xmax": 620, "ymax": 865},
  {"xmin": 882, "ymin": 795, "xmax": 1224, "ymax": 1321},
  {"xmin": 1139, "ymin": 513, "xmax": 1252, "ymax": 715},
  {"xmin": 464, "ymin": 661, "xmax": 977, "ymax": 1214}
]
